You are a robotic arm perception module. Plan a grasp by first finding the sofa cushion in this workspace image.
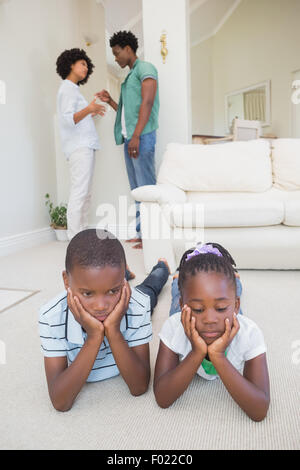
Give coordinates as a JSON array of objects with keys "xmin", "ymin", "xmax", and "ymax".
[
  {"xmin": 284, "ymin": 194, "xmax": 300, "ymax": 226},
  {"xmin": 272, "ymin": 139, "xmax": 300, "ymax": 190},
  {"xmin": 284, "ymin": 200, "xmax": 300, "ymax": 226},
  {"xmin": 169, "ymin": 189, "xmax": 285, "ymax": 228},
  {"xmin": 157, "ymin": 140, "xmax": 272, "ymax": 192}
]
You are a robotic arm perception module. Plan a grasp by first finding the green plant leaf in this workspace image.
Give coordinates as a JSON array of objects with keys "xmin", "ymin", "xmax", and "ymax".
[{"xmin": 45, "ymin": 194, "xmax": 67, "ymax": 228}]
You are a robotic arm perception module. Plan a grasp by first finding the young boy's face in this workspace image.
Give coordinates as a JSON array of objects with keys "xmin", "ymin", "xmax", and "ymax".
[
  {"xmin": 70, "ymin": 59, "xmax": 88, "ymax": 82},
  {"xmin": 63, "ymin": 264, "xmax": 125, "ymax": 322},
  {"xmin": 180, "ymin": 271, "xmax": 240, "ymax": 345}
]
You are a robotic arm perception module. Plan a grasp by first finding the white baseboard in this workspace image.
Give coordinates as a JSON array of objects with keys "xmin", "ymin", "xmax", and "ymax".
[
  {"xmin": 0, "ymin": 225, "xmax": 134, "ymax": 258},
  {"xmin": 0, "ymin": 227, "xmax": 56, "ymax": 257}
]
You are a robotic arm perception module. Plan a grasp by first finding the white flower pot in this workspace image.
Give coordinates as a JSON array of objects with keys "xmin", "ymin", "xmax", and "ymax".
[{"xmin": 54, "ymin": 228, "xmax": 68, "ymax": 241}]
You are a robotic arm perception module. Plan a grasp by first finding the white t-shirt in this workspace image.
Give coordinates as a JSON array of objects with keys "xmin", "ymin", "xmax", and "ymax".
[
  {"xmin": 57, "ymin": 79, "xmax": 100, "ymax": 159},
  {"xmin": 159, "ymin": 313, "xmax": 267, "ymax": 381}
]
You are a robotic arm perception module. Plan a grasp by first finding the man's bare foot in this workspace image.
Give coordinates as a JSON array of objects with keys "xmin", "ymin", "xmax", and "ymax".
[
  {"xmin": 126, "ymin": 238, "xmax": 142, "ymax": 244},
  {"xmin": 132, "ymin": 242, "xmax": 143, "ymax": 249},
  {"xmin": 126, "ymin": 264, "xmax": 136, "ymax": 280},
  {"xmin": 158, "ymin": 258, "xmax": 171, "ymax": 275}
]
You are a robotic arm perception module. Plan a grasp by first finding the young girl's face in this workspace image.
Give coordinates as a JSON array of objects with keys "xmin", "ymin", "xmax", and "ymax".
[{"xmin": 180, "ymin": 271, "xmax": 240, "ymax": 344}]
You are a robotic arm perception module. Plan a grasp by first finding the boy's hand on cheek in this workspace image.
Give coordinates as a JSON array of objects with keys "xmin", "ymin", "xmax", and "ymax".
[
  {"xmin": 67, "ymin": 288, "xmax": 104, "ymax": 341},
  {"xmin": 181, "ymin": 305, "xmax": 207, "ymax": 358},
  {"xmin": 103, "ymin": 281, "xmax": 131, "ymax": 335},
  {"xmin": 208, "ymin": 313, "xmax": 240, "ymax": 361}
]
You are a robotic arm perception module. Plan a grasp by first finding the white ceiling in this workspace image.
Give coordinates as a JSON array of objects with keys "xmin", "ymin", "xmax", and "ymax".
[
  {"xmin": 99, "ymin": 0, "xmax": 241, "ymax": 77},
  {"xmin": 100, "ymin": 0, "xmax": 142, "ymax": 35},
  {"xmin": 189, "ymin": 0, "xmax": 240, "ymax": 46}
]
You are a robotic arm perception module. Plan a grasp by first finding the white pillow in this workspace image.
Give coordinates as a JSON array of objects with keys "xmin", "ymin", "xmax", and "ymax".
[
  {"xmin": 157, "ymin": 140, "xmax": 272, "ymax": 192},
  {"xmin": 272, "ymin": 139, "xmax": 300, "ymax": 190}
]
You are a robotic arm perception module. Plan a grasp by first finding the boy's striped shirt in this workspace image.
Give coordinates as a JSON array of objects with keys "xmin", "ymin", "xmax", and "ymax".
[{"xmin": 38, "ymin": 287, "xmax": 152, "ymax": 382}]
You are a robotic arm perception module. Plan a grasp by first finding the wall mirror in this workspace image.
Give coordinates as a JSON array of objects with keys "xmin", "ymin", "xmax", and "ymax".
[{"xmin": 225, "ymin": 80, "xmax": 271, "ymax": 133}]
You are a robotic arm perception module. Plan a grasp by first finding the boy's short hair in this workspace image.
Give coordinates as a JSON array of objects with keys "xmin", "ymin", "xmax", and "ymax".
[
  {"xmin": 56, "ymin": 48, "xmax": 94, "ymax": 85},
  {"xmin": 109, "ymin": 31, "xmax": 138, "ymax": 53},
  {"xmin": 65, "ymin": 229, "xmax": 126, "ymax": 273}
]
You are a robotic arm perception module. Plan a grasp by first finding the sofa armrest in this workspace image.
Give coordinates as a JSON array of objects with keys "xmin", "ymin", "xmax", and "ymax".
[{"xmin": 131, "ymin": 184, "xmax": 187, "ymax": 204}]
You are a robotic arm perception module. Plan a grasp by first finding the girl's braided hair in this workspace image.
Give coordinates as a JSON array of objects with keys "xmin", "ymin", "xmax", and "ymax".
[{"xmin": 178, "ymin": 242, "xmax": 237, "ymax": 294}]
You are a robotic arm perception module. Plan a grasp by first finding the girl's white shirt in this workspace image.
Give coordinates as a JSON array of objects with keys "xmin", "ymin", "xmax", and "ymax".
[{"xmin": 159, "ymin": 313, "xmax": 267, "ymax": 380}]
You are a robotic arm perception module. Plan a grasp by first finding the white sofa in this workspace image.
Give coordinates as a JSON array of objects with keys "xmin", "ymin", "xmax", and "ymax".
[{"xmin": 132, "ymin": 139, "xmax": 300, "ymax": 273}]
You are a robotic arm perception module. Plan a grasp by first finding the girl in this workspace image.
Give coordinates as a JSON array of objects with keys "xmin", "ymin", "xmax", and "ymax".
[{"xmin": 154, "ymin": 243, "xmax": 270, "ymax": 421}]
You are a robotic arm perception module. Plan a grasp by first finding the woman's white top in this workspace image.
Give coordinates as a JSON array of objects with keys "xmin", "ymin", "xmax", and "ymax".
[{"xmin": 57, "ymin": 79, "xmax": 100, "ymax": 158}]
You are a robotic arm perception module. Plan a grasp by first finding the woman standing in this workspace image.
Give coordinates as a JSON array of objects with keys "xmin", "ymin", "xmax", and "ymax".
[{"xmin": 56, "ymin": 48, "xmax": 105, "ymax": 240}]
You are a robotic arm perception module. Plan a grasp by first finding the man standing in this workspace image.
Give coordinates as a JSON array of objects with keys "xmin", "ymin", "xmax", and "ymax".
[{"xmin": 96, "ymin": 31, "xmax": 159, "ymax": 249}]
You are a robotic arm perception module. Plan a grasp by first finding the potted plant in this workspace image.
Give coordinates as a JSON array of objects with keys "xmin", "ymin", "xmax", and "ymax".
[{"xmin": 45, "ymin": 193, "xmax": 68, "ymax": 241}]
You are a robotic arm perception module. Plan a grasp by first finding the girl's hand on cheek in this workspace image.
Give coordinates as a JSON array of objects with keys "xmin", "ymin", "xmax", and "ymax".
[
  {"xmin": 67, "ymin": 288, "xmax": 105, "ymax": 341},
  {"xmin": 208, "ymin": 313, "xmax": 240, "ymax": 360},
  {"xmin": 181, "ymin": 305, "xmax": 207, "ymax": 358}
]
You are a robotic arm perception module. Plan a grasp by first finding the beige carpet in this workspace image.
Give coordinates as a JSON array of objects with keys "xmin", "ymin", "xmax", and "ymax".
[{"xmin": 0, "ymin": 240, "xmax": 299, "ymax": 450}]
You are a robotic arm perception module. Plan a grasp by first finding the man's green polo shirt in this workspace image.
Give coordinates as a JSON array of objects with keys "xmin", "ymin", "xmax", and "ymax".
[{"xmin": 114, "ymin": 58, "xmax": 159, "ymax": 145}]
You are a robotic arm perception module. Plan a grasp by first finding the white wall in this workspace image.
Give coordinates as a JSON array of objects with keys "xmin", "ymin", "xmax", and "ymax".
[
  {"xmin": 191, "ymin": 0, "xmax": 300, "ymax": 137},
  {"xmin": 0, "ymin": 0, "xmax": 82, "ymax": 239},
  {"xmin": 190, "ymin": 38, "xmax": 214, "ymax": 135}
]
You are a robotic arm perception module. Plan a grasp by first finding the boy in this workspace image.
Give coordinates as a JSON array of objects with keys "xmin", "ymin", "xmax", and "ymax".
[
  {"xmin": 39, "ymin": 229, "xmax": 169, "ymax": 412},
  {"xmin": 56, "ymin": 48, "xmax": 106, "ymax": 240}
]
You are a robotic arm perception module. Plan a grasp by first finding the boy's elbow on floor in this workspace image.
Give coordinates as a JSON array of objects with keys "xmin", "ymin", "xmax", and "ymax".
[
  {"xmin": 130, "ymin": 374, "xmax": 151, "ymax": 397},
  {"xmin": 53, "ymin": 403, "xmax": 72, "ymax": 413},
  {"xmin": 51, "ymin": 398, "xmax": 73, "ymax": 413},
  {"xmin": 130, "ymin": 384, "xmax": 149, "ymax": 397}
]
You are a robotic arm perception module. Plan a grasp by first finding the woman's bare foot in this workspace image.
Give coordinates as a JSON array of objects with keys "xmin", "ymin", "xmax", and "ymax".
[{"xmin": 158, "ymin": 258, "xmax": 171, "ymax": 275}]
